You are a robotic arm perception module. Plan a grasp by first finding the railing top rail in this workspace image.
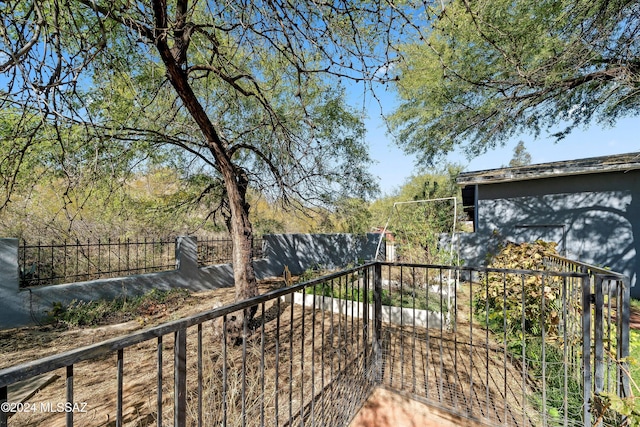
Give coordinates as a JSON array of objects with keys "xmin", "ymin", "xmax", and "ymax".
[
  {"xmin": 0, "ymin": 262, "xmax": 375, "ymax": 388},
  {"xmin": 19, "ymin": 237, "xmax": 177, "ymax": 246},
  {"xmin": 378, "ymin": 261, "xmax": 592, "ymax": 279},
  {"xmin": 543, "ymin": 254, "xmax": 628, "ymax": 280}
]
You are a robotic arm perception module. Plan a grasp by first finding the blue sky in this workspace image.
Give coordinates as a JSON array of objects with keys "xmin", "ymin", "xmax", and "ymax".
[{"xmin": 354, "ymin": 85, "xmax": 640, "ymax": 196}]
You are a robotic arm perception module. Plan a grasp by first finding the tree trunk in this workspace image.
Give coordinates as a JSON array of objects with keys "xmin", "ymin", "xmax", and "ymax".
[
  {"xmin": 224, "ymin": 169, "xmax": 258, "ymax": 303},
  {"xmin": 151, "ymin": 0, "xmax": 258, "ymax": 304}
]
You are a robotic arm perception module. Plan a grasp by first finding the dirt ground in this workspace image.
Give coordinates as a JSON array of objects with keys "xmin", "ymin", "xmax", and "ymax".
[
  {"xmin": 1, "ymin": 278, "xmax": 372, "ymax": 426},
  {"xmin": 0, "ymin": 281, "xmax": 283, "ymax": 371}
]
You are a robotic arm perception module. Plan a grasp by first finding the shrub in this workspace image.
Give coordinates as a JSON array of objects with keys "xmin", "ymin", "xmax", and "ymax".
[
  {"xmin": 47, "ymin": 288, "xmax": 190, "ymax": 327},
  {"xmin": 475, "ymin": 240, "xmax": 564, "ymax": 337}
]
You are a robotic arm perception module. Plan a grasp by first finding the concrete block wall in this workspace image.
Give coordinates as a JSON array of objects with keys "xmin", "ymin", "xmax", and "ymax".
[
  {"xmin": 0, "ymin": 236, "xmax": 217, "ymax": 329},
  {"xmin": 0, "ymin": 239, "xmax": 26, "ymax": 330}
]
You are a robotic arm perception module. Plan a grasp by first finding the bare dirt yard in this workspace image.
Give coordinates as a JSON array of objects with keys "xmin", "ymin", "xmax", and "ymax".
[
  {"xmin": 0, "ymin": 281, "xmax": 283, "ymax": 371},
  {"xmin": 1, "ymin": 278, "xmax": 375, "ymax": 426},
  {"xmin": 2, "ymin": 279, "xmax": 533, "ymax": 427}
]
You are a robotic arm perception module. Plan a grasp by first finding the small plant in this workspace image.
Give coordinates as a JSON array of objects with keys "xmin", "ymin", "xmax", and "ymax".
[
  {"xmin": 592, "ymin": 329, "xmax": 640, "ymax": 426},
  {"xmin": 304, "ymin": 281, "xmax": 445, "ymax": 312},
  {"xmin": 509, "ymin": 337, "xmax": 583, "ymax": 423},
  {"xmin": 475, "ymin": 240, "xmax": 565, "ymax": 337},
  {"xmin": 46, "ymin": 288, "xmax": 190, "ymax": 327},
  {"xmin": 475, "ymin": 240, "xmax": 586, "ymax": 425}
]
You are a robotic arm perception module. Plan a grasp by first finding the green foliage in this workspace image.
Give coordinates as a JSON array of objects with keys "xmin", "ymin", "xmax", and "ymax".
[
  {"xmin": 46, "ymin": 288, "xmax": 190, "ymax": 328},
  {"xmin": 475, "ymin": 240, "xmax": 587, "ymax": 424},
  {"xmin": 630, "ymin": 319, "xmax": 640, "ymax": 391},
  {"xmin": 390, "ymin": 0, "xmax": 640, "ymax": 165},
  {"xmin": 297, "ymin": 267, "xmax": 324, "ymax": 283},
  {"xmin": 0, "ymin": 166, "xmax": 227, "ymax": 241},
  {"xmin": 332, "ymin": 197, "xmax": 372, "ymax": 234},
  {"xmin": 369, "ymin": 167, "xmax": 463, "ymax": 264},
  {"xmin": 596, "ymin": 392, "xmax": 640, "ymax": 426},
  {"xmin": 509, "ymin": 141, "xmax": 532, "ymax": 167},
  {"xmin": 509, "ymin": 338, "xmax": 583, "ymax": 423},
  {"xmin": 590, "ymin": 324, "xmax": 640, "ymax": 425},
  {"xmin": 297, "ymin": 266, "xmax": 444, "ymax": 311},
  {"xmin": 2, "ymin": 0, "xmax": 394, "ymax": 298},
  {"xmin": 475, "ymin": 240, "xmax": 564, "ymax": 336},
  {"xmin": 304, "ymin": 281, "xmax": 444, "ymax": 312}
]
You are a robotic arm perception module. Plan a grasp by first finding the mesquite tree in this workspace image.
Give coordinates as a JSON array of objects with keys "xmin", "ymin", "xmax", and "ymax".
[
  {"xmin": 390, "ymin": 0, "xmax": 640, "ymax": 165},
  {"xmin": 1, "ymin": 1, "xmax": 415, "ymax": 302}
]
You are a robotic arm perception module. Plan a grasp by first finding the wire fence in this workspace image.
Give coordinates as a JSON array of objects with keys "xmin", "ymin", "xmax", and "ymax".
[
  {"xmin": 197, "ymin": 237, "xmax": 265, "ymax": 266},
  {"xmin": 18, "ymin": 238, "xmax": 177, "ymax": 288},
  {"xmin": 18, "ymin": 236, "xmax": 267, "ymax": 287}
]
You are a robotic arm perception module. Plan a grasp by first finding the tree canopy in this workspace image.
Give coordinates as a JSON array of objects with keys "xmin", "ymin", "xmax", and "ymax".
[
  {"xmin": 508, "ymin": 141, "xmax": 532, "ymax": 167},
  {"xmin": 0, "ymin": 0, "xmax": 418, "ymax": 301},
  {"xmin": 368, "ymin": 165, "xmax": 463, "ymax": 264},
  {"xmin": 390, "ymin": 0, "xmax": 640, "ymax": 165}
]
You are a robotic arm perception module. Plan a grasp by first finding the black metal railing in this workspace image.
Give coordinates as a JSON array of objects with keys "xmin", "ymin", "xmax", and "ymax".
[
  {"xmin": 18, "ymin": 238, "xmax": 177, "ymax": 287},
  {"xmin": 544, "ymin": 254, "xmax": 631, "ymax": 418},
  {"xmin": 197, "ymin": 237, "xmax": 265, "ymax": 266},
  {"xmin": 0, "ymin": 261, "xmax": 629, "ymax": 427},
  {"xmin": 1, "ymin": 264, "xmax": 376, "ymax": 427}
]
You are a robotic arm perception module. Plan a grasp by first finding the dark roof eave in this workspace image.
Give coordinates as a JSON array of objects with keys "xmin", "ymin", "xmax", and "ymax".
[{"xmin": 456, "ymin": 152, "xmax": 640, "ymax": 186}]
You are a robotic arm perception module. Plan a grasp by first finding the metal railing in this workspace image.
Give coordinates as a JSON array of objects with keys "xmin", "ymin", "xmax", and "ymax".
[
  {"xmin": 0, "ymin": 261, "xmax": 630, "ymax": 427},
  {"xmin": 197, "ymin": 237, "xmax": 265, "ymax": 266},
  {"xmin": 374, "ymin": 262, "xmax": 628, "ymax": 427},
  {"xmin": 544, "ymin": 254, "xmax": 631, "ymax": 420},
  {"xmin": 19, "ymin": 237, "xmax": 177, "ymax": 287}
]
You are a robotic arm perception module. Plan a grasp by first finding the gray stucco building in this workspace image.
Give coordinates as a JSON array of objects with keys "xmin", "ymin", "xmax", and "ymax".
[{"xmin": 456, "ymin": 152, "xmax": 640, "ymax": 296}]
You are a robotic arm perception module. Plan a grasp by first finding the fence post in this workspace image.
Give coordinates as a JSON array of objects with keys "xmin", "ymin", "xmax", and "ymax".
[
  {"xmin": 582, "ymin": 274, "xmax": 592, "ymax": 426},
  {"xmin": 618, "ymin": 278, "xmax": 631, "ymax": 402},
  {"xmin": 363, "ymin": 265, "xmax": 370, "ymax": 372},
  {"xmin": 0, "ymin": 238, "xmax": 32, "ymax": 329},
  {"xmin": 0, "ymin": 239, "xmax": 18, "ymax": 291},
  {"xmin": 594, "ymin": 276, "xmax": 604, "ymax": 397},
  {"xmin": 176, "ymin": 236, "xmax": 199, "ymax": 280},
  {"xmin": 174, "ymin": 328, "xmax": 187, "ymax": 427},
  {"xmin": 373, "ymin": 262, "xmax": 382, "ymax": 383}
]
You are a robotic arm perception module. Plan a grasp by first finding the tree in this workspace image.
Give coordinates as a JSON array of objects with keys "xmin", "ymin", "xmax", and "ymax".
[
  {"xmin": 369, "ymin": 165, "xmax": 462, "ymax": 264},
  {"xmin": 0, "ymin": 1, "xmax": 413, "ymax": 303},
  {"xmin": 390, "ymin": 0, "xmax": 640, "ymax": 165},
  {"xmin": 509, "ymin": 141, "xmax": 532, "ymax": 167},
  {"xmin": 332, "ymin": 197, "xmax": 373, "ymax": 234}
]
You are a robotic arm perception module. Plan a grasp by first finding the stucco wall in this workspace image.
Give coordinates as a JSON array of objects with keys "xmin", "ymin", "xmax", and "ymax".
[
  {"xmin": 263, "ymin": 233, "xmax": 380, "ymax": 275},
  {"xmin": 0, "ymin": 233, "xmax": 379, "ymax": 329},
  {"xmin": 457, "ymin": 170, "xmax": 640, "ymax": 293}
]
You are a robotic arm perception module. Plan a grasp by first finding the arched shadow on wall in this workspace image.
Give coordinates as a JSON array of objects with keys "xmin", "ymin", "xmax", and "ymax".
[{"xmin": 460, "ymin": 171, "xmax": 640, "ymax": 294}]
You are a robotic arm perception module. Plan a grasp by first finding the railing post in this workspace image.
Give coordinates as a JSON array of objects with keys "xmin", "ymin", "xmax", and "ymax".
[
  {"xmin": 618, "ymin": 278, "xmax": 631, "ymax": 401},
  {"xmin": 582, "ymin": 274, "xmax": 592, "ymax": 426},
  {"xmin": 174, "ymin": 328, "xmax": 187, "ymax": 427},
  {"xmin": 373, "ymin": 262, "xmax": 382, "ymax": 383},
  {"xmin": 1, "ymin": 385, "xmax": 7, "ymax": 427},
  {"xmin": 67, "ymin": 365, "xmax": 74, "ymax": 427},
  {"xmin": 363, "ymin": 266, "xmax": 370, "ymax": 371},
  {"xmin": 594, "ymin": 276, "xmax": 604, "ymax": 396}
]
